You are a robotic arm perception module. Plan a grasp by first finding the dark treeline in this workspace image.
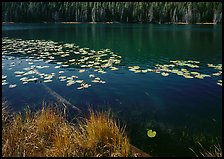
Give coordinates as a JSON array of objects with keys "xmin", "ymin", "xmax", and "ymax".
[{"xmin": 2, "ymin": 2, "xmax": 222, "ymax": 24}]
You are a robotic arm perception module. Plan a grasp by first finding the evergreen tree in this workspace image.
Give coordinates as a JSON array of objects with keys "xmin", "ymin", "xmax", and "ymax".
[{"xmin": 2, "ymin": 2, "xmax": 222, "ymax": 24}]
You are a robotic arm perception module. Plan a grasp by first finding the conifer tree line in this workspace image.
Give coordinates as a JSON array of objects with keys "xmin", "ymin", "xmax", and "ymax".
[{"xmin": 2, "ymin": 2, "xmax": 222, "ymax": 23}]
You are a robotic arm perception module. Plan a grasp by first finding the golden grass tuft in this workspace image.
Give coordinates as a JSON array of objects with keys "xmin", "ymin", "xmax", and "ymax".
[
  {"xmin": 199, "ymin": 142, "xmax": 222, "ymax": 157},
  {"xmin": 189, "ymin": 141, "xmax": 222, "ymax": 157},
  {"xmin": 73, "ymin": 109, "xmax": 130, "ymax": 157},
  {"xmin": 2, "ymin": 100, "xmax": 9, "ymax": 127},
  {"xmin": 2, "ymin": 105, "xmax": 132, "ymax": 157}
]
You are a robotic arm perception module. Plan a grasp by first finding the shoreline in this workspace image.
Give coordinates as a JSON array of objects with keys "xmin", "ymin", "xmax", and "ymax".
[
  {"xmin": 173, "ymin": 22, "xmax": 217, "ymax": 25},
  {"xmin": 2, "ymin": 21, "xmax": 219, "ymax": 25},
  {"xmin": 2, "ymin": 21, "xmax": 118, "ymax": 24}
]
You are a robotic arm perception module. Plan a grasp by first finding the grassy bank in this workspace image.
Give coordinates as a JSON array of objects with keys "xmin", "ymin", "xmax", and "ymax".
[{"xmin": 2, "ymin": 103, "xmax": 133, "ymax": 157}]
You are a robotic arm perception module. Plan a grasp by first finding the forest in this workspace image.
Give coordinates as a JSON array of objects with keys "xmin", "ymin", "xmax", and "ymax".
[{"xmin": 2, "ymin": 2, "xmax": 223, "ymax": 24}]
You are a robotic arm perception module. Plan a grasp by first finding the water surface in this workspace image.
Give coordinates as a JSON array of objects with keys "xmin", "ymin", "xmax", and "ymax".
[{"xmin": 2, "ymin": 23, "xmax": 222, "ymax": 157}]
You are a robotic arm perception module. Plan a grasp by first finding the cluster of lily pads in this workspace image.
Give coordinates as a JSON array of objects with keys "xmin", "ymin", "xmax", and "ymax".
[
  {"xmin": 2, "ymin": 37, "xmax": 222, "ymax": 90},
  {"xmin": 128, "ymin": 60, "xmax": 222, "ymax": 86},
  {"xmin": 2, "ymin": 37, "xmax": 122, "ymax": 90}
]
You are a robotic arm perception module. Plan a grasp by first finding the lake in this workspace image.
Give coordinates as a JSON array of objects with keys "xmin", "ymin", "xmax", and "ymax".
[{"xmin": 2, "ymin": 23, "xmax": 222, "ymax": 157}]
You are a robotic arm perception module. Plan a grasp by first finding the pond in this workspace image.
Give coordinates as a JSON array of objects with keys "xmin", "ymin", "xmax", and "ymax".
[{"xmin": 2, "ymin": 23, "xmax": 222, "ymax": 157}]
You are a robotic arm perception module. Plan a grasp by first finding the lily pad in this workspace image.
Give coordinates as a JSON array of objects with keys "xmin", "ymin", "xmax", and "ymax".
[
  {"xmin": 43, "ymin": 80, "xmax": 52, "ymax": 83},
  {"xmin": 141, "ymin": 70, "xmax": 148, "ymax": 73},
  {"xmin": 54, "ymin": 66, "xmax": 60, "ymax": 69},
  {"xmin": 2, "ymin": 75, "xmax": 7, "ymax": 79},
  {"xmin": 147, "ymin": 129, "xmax": 156, "ymax": 138},
  {"xmin": 79, "ymin": 69, "xmax": 85, "ymax": 73},
  {"xmin": 217, "ymin": 82, "xmax": 222, "ymax": 86},
  {"xmin": 212, "ymin": 72, "xmax": 221, "ymax": 76},
  {"xmin": 161, "ymin": 72, "xmax": 169, "ymax": 76},
  {"xmin": 9, "ymin": 84, "xmax": 17, "ymax": 88},
  {"xmin": 2, "ymin": 82, "xmax": 8, "ymax": 86},
  {"xmin": 75, "ymin": 80, "xmax": 83, "ymax": 83},
  {"xmin": 89, "ymin": 74, "xmax": 95, "ymax": 78}
]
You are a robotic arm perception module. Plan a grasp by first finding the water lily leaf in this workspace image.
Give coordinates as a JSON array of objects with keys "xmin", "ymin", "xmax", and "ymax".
[
  {"xmin": 75, "ymin": 80, "xmax": 83, "ymax": 83},
  {"xmin": 79, "ymin": 69, "xmax": 85, "ymax": 73},
  {"xmin": 54, "ymin": 66, "xmax": 60, "ymax": 69},
  {"xmin": 2, "ymin": 75, "xmax": 7, "ymax": 79},
  {"xmin": 161, "ymin": 72, "xmax": 169, "ymax": 76},
  {"xmin": 62, "ymin": 64, "xmax": 69, "ymax": 67},
  {"xmin": 89, "ymin": 74, "xmax": 95, "ymax": 78},
  {"xmin": 183, "ymin": 75, "xmax": 193, "ymax": 79},
  {"xmin": 212, "ymin": 72, "xmax": 221, "ymax": 76},
  {"xmin": 134, "ymin": 70, "xmax": 141, "ymax": 73},
  {"xmin": 217, "ymin": 82, "xmax": 222, "ymax": 86},
  {"xmin": 92, "ymin": 80, "xmax": 99, "ymax": 83},
  {"xmin": 147, "ymin": 129, "xmax": 156, "ymax": 138},
  {"xmin": 43, "ymin": 79, "xmax": 52, "ymax": 83},
  {"xmin": 9, "ymin": 84, "xmax": 17, "ymax": 88},
  {"xmin": 2, "ymin": 82, "xmax": 8, "ymax": 86}
]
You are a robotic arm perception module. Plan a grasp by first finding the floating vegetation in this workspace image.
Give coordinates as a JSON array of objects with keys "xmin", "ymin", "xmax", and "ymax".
[
  {"xmin": 110, "ymin": 66, "xmax": 119, "ymax": 71},
  {"xmin": 66, "ymin": 80, "xmax": 75, "ymax": 86},
  {"xmin": 170, "ymin": 60, "xmax": 200, "ymax": 68},
  {"xmin": 183, "ymin": 75, "xmax": 193, "ymax": 79},
  {"xmin": 92, "ymin": 79, "xmax": 100, "ymax": 83},
  {"xmin": 2, "ymin": 37, "xmax": 222, "ymax": 90},
  {"xmin": 54, "ymin": 66, "xmax": 61, "ymax": 69},
  {"xmin": 62, "ymin": 64, "xmax": 69, "ymax": 67},
  {"xmin": 134, "ymin": 70, "xmax": 141, "ymax": 73},
  {"xmin": 44, "ymin": 76, "xmax": 53, "ymax": 80},
  {"xmin": 75, "ymin": 80, "xmax": 84, "ymax": 84},
  {"xmin": 217, "ymin": 79, "xmax": 222, "ymax": 86},
  {"xmin": 212, "ymin": 71, "xmax": 222, "ymax": 76},
  {"xmin": 9, "ymin": 84, "xmax": 17, "ymax": 88},
  {"xmin": 147, "ymin": 129, "xmax": 157, "ymax": 138},
  {"xmin": 2, "ymin": 75, "xmax": 7, "ymax": 79},
  {"xmin": 72, "ymin": 75, "xmax": 78, "ymax": 79},
  {"xmin": 59, "ymin": 76, "xmax": 66, "ymax": 79},
  {"xmin": 141, "ymin": 70, "xmax": 148, "ymax": 73},
  {"xmin": 43, "ymin": 79, "xmax": 53, "ymax": 83},
  {"xmin": 190, "ymin": 72, "xmax": 200, "ymax": 75},
  {"xmin": 14, "ymin": 71, "xmax": 25, "ymax": 75},
  {"xmin": 77, "ymin": 83, "xmax": 92, "ymax": 89},
  {"xmin": 217, "ymin": 82, "xmax": 222, "ymax": 86},
  {"xmin": 2, "ymin": 82, "xmax": 8, "ymax": 86},
  {"xmin": 161, "ymin": 72, "xmax": 169, "ymax": 76},
  {"xmin": 89, "ymin": 74, "xmax": 95, "ymax": 78},
  {"xmin": 79, "ymin": 69, "xmax": 85, "ymax": 73},
  {"xmin": 27, "ymin": 77, "xmax": 38, "ymax": 82},
  {"xmin": 99, "ymin": 80, "xmax": 106, "ymax": 84},
  {"xmin": 208, "ymin": 63, "xmax": 222, "ymax": 70},
  {"xmin": 59, "ymin": 71, "xmax": 64, "ymax": 74}
]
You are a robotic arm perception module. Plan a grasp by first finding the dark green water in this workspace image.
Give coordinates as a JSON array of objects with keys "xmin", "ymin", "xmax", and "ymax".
[{"xmin": 2, "ymin": 23, "xmax": 222, "ymax": 157}]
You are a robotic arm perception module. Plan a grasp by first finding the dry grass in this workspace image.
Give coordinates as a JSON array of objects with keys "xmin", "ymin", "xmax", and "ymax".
[
  {"xmin": 189, "ymin": 141, "xmax": 222, "ymax": 157},
  {"xmin": 2, "ymin": 105, "xmax": 132, "ymax": 157},
  {"xmin": 74, "ymin": 109, "xmax": 130, "ymax": 157},
  {"xmin": 198, "ymin": 142, "xmax": 222, "ymax": 157},
  {"xmin": 2, "ymin": 100, "xmax": 12, "ymax": 129}
]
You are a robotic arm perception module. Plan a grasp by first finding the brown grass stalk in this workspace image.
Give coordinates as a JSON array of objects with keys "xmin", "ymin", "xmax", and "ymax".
[{"xmin": 2, "ymin": 104, "xmax": 132, "ymax": 157}]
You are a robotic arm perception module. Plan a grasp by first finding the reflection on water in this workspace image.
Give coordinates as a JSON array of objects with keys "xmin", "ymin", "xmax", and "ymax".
[{"xmin": 2, "ymin": 24, "xmax": 222, "ymax": 157}]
